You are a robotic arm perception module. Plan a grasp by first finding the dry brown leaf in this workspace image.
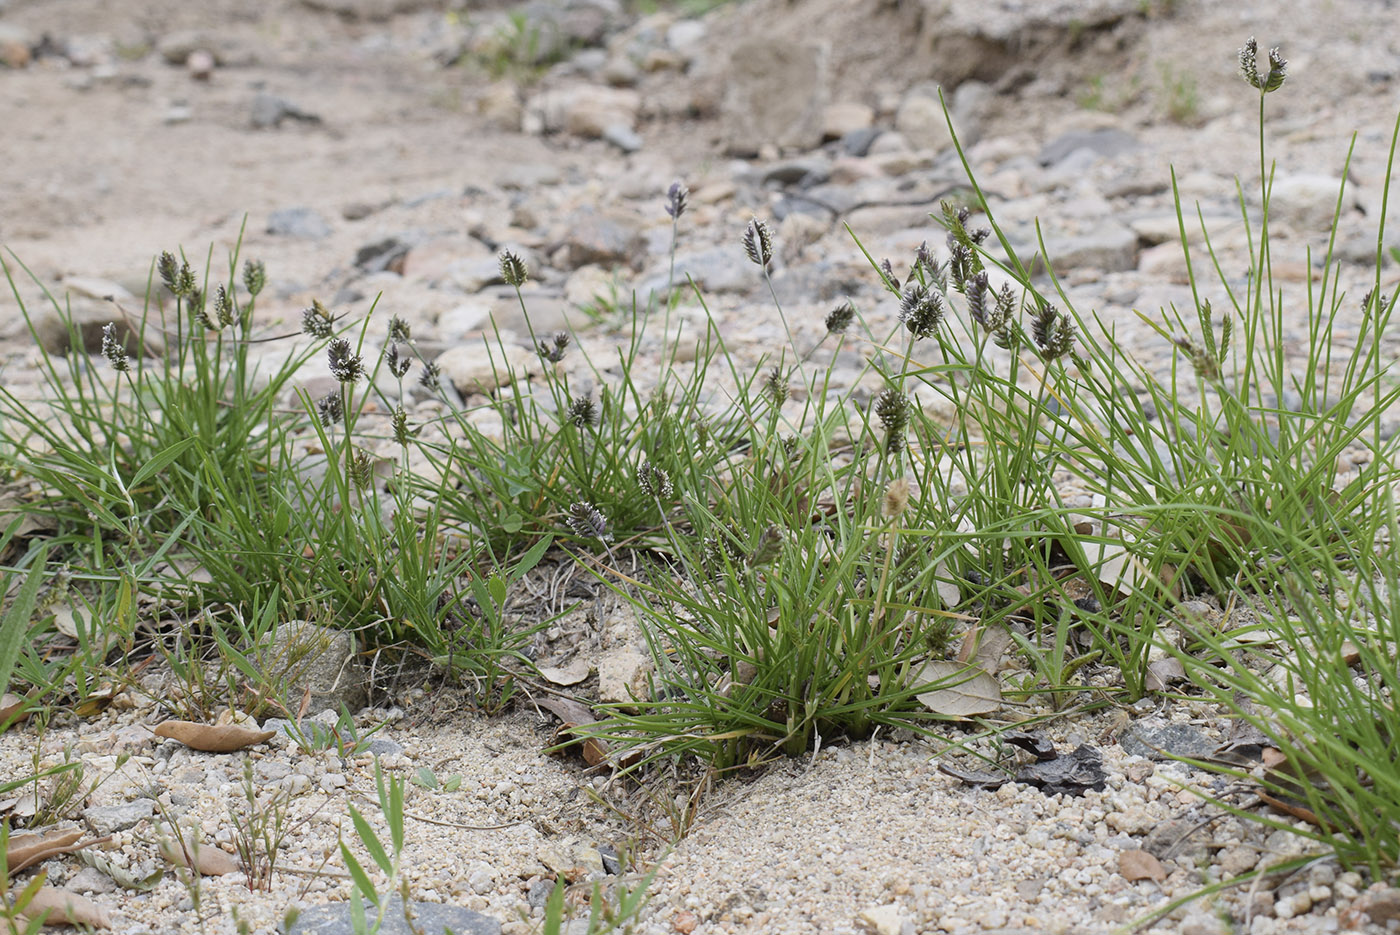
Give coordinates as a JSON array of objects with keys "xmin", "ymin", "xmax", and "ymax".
[
  {"xmin": 1118, "ymin": 848, "xmax": 1167, "ymax": 882},
  {"xmin": 153, "ymin": 720, "xmax": 275, "ymax": 753},
  {"xmin": 956, "ymin": 623, "xmax": 1012, "ymax": 676},
  {"xmin": 538, "ymin": 658, "xmax": 591, "ymax": 687},
  {"xmin": 18, "ymin": 886, "xmax": 113, "ymax": 928},
  {"xmin": 1144, "ymin": 657, "xmax": 1186, "ymax": 693},
  {"xmin": 159, "ymin": 837, "xmax": 239, "ymax": 876},
  {"xmin": 913, "ymin": 660, "xmax": 1001, "ymax": 717},
  {"xmin": 6, "ymin": 829, "xmax": 91, "ymax": 873},
  {"xmin": 1, "ymin": 692, "xmax": 30, "ymax": 731},
  {"xmin": 73, "ymin": 684, "xmax": 116, "ymax": 718},
  {"xmin": 536, "ymin": 696, "xmax": 610, "ymax": 766}
]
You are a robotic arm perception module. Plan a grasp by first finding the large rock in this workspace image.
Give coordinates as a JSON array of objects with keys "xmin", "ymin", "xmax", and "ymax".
[
  {"xmin": 1266, "ymin": 173, "xmax": 1359, "ymax": 234},
  {"xmin": 894, "ymin": 80, "xmax": 989, "ymax": 153},
  {"xmin": 913, "ymin": 0, "xmax": 1143, "ymax": 86},
  {"xmin": 257, "ymin": 620, "xmax": 367, "ymax": 717},
  {"xmin": 434, "ymin": 335, "xmax": 540, "ymax": 397},
  {"xmin": 522, "ymin": 83, "xmax": 639, "ymax": 139},
  {"xmin": 721, "ymin": 36, "xmax": 828, "ymax": 156},
  {"xmin": 1045, "ymin": 223, "xmax": 1138, "ymax": 274},
  {"xmin": 553, "ymin": 206, "xmax": 646, "ymax": 270}
]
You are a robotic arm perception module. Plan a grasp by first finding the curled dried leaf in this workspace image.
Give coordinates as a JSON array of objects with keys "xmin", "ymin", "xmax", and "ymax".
[
  {"xmin": 6, "ymin": 829, "xmax": 88, "ymax": 874},
  {"xmin": 159, "ymin": 837, "xmax": 238, "ymax": 876}
]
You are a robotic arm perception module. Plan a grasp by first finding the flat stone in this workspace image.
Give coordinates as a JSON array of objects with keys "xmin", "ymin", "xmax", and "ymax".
[
  {"xmin": 1038, "ymin": 128, "xmax": 1140, "ymax": 167},
  {"xmin": 1120, "ymin": 722, "xmax": 1215, "ymax": 761},
  {"xmin": 1267, "ymin": 173, "xmax": 1357, "ymax": 234},
  {"xmin": 434, "ymin": 337, "xmax": 538, "ymax": 396},
  {"xmin": 602, "ymin": 123, "xmax": 642, "ymax": 153},
  {"xmin": 266, "ymin": 207, "xmax": 332, "ymax": 239},
  {"xmin": 287, "ymin": 896, "xmax": 500, "ymax": 935},
  {"xmin": 84, "ymin": 799, "xmax": 155, "ymax": 834},
  {"xmin": 1044, "ymin": 223, "xmax": 1138, "ymax": 273}
]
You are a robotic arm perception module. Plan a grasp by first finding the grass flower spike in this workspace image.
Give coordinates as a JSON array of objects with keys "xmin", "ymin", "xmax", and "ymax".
[
  {"xmin": 499, "ymin": 249, "xmax": 529, "ymax": 287},
  {"xmin": 567, "ymin": 501, "xmax": 610, "ymax": 542},
  {"xmin": 302, "ymin": 300, "xmax": 334, "ymax": 339},
  {"xmin": 327, "ymin": 337, "xmax": 364, "ymax": 383},
  {"xmin": 665, "ymin": 181, "xmax": 688, "ymax": 220},
  {"xmin": 743, "ymin": 217, "xmax": 773, "ymax": 268},
  {"xmin": 898, "ymin": 282, "xmax": 944, "ymax": 339},
  {"xmin": 1240, "ymin": 37, "xmax": 1287, "ymax": 92},
  {"xmin": 101, "ymin": 323, "xmax": 131, "ymax": 372}
]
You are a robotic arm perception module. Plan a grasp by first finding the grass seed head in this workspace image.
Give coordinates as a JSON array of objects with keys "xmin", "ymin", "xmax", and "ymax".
[
  {"xmin": 743, "ymin": 217, "xmax": 773, "ymax": 268},
  {"xmin": 387, "ymin": 316, "xmax": 412, "ymax": 345},
  {"xmin": 636, "ymin": 460, "xmax": 674, "ymax": 499},
  {"xmin": 883, "ymin": 477, "xmax": 911, "ymax": 518},
  {"xmin": 874, "ymin": 388, "xmax": 910, "ymax": 454},
  {"xmin": 879, "ymin": 257, "xmax": 900, "ymax": 293},
  {"xmin": 566, "ymin": 394, "xmax": 598, "ymax": 428},
  {"xmin": 1239, "ymin": 37, "xmax": 1287, "ymax": 92},
  {"xmin": 242, "ymin": 259, "xmax": 266, "ymax": 297},
  {"xmin": 537, "ymin": 330, "xmax": 570, "ymax": 363},
  {"xmin": 392, "ymin": 407, "xmax": 411, "ymax": 446},
  {"xmin": 214, "ymin": 285, "xmax": 236, "ymax": 328},
  {"xmin": 764, "ymin": 368, "xmax": 788, "ymax": 405},
  {"xmin": 418, "ymin": 360, "xmax": 442, "ymax": 393},
  {"xmin": 898, "ymin": 282, "xmax": 944, "ymax": 339},
  {"xmin": 317, "ymin": 391, "xmax": 343, "ymax": 428},
  {"xmin": 327, "ymin": 337, "xmax": 365, "ymax": 384},
  {"xmin": 567, "ymin": 501, "xmax": 610, "ymax": 542},
  {"xmin": 665, "ymin": 181, "xmax": 689, "ymax": 220},
  {"xmin": 301, "ymin": 300, "xmax": 335, "ymax": 339},
  {"xmin": 350, "ymin": 450, "xmax": 374, "ymax": 490},
  {"xmin": 101, "ymin": 323, "xmax": 131, "ymax": 373},
  {"xmin": 386, "ymin": 343, "xmax": 411, "ymax": 379},
  {"xmin": 1030, "ymin": 303, "xmax": 1076, "ymax": 361},
  {"xmin": 499, "ymin": 249, "xmax": 529, "ymax": 287},
  {"xmin": 825, "ymin": 301, "xmax": 856, "ymax": 334}
]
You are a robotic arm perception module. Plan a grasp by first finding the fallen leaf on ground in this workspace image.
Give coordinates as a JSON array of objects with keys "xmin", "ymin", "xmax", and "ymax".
[
  {"xmin": 159, "ymin": 837, "xmax": 239, "ymax": 876},
  {"xmin": 1, "ymin": 692, "xmax": 31, "ymax": 731},
  {"xmin": 153, "ymin": 720, "xmax": 275, "ymax": 752},
  {"xmin": 1119, "ymin": 848, "xmax": 1167, "ymax": 882},
  {"xmin": 535, "ymin": 696, "xmax": 611, "ymax": 767},
  {"xmin": 956, "ymin": 623, "xmax": 1012, "ymax": 676},
  {"xmin": 6, "ymin": 829, "xmax": 93, "ymax": 873},
  {"xmin": 19, "ymin": 886, "xmax": 113, "ymax": 928},
  {"xmin": 538, "ymin": 658, "xmax": 591, "ymax": 686},
  {"xmin": 913, "ymin": 660, "xmax": 1002, "ymax": 716},
  {"xmin": 1144, "ymin": 657, "xmax": 1186, "ymax": 692}
]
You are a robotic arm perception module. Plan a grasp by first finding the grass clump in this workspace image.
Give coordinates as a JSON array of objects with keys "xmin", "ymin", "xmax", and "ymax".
[{"xmin": 0, "ymin": 28, "xmax": 1398, "ymax": 932}]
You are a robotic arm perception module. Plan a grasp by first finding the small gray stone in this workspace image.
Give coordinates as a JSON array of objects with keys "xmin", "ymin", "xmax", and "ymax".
[
  {"xmin": 602, "ymin": 123, "xmax": 642, "ymax": 153},
  {"xmin": 251, "ymin": 93, "xmax": 321, "ymax": 129},
  {"xmin": 266, "ymin": 207, "xmax": 332, "ymax": 240},
  {"xmin": 84, "ymin": 799, "xmax": 155, "ymax": 834},
  {"xmin": 1038, "ymin": 128, "xmax": 1139, "ymax": 168},
  {"xmin": 841, "ymin": 127, "xmax": 883, "ymax": 158},
  {"xmin": 1266, "ymin": 173, "xmax": 1357, "ymax": 234},
  {"xmin": 256, "ymin": 760, "xmax": 293, "ymax": 782},
  {"xmin": 762, "ymin": 157, "xmax": 832, "ymax": 189},
  {"xmin": 287, "ymin": 896, "xmax": 501, "ymax": 935},
  {"xmin": 354, "ymin": 236, "xmax": 415, "ymax": 273},
  {"xmin": 367, "ymin": 737, "xmax": 404, "ymax": 757},
  {"xmin": 1120, "ymin": 723, "xmax": 1215, "ymax": 761}
]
